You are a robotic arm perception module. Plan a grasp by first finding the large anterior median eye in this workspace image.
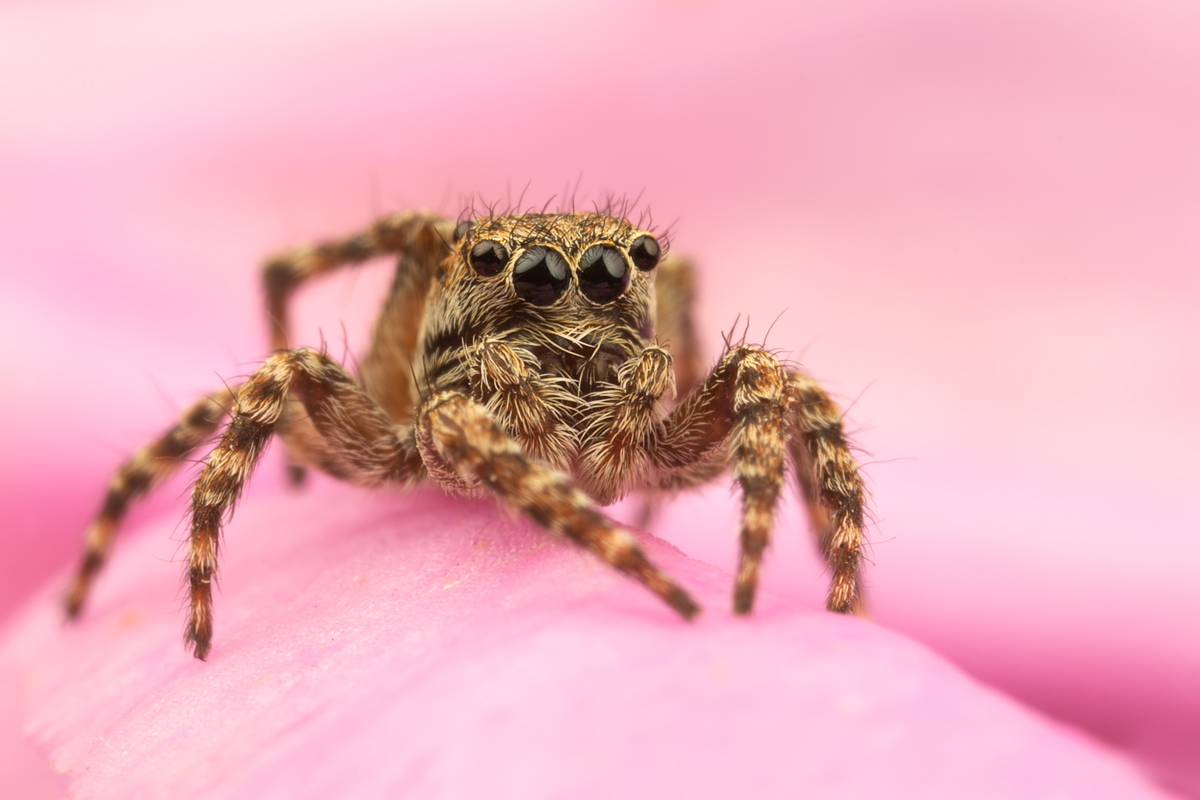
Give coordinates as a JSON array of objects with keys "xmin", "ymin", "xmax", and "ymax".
[
  {"xmin": 578, "ymin": 245, "xmax": 630, "ymax": 304},
  {"xmin": 512, "ymin": 246, "xmax": 569, "ymax": 305},
  {"xmin": 468, "ymin": 240, "xmax": 509, "ymax": 276}
]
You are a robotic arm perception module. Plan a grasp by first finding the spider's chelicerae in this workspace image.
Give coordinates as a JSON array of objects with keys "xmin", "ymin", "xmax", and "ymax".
[{"xmin": 65, "ymin": 208, "xmax": 868, "ymax": 660}]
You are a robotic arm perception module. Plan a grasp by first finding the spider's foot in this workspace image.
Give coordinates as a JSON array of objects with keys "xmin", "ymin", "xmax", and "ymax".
[
  {"xmin": 826, "ymin": 591, "xmax": 868, "ymax": 618},
  {"xmin": 665, "ymin": 584, "xmax": 702, "ymax": 621},
  {"xmin": 63, "ymin": 585, "xmax": 85, "ymax": 620},
  {"xmin": 63, "ymin": 552, "xmax": 102, "ymax": 620},
  {"xmin": 732, "ymin": 553, "xmax": 760, "ymax": 614},
  {"xmin": 287, "ymin": 463, "xmax": 307, "ymax": 488}
]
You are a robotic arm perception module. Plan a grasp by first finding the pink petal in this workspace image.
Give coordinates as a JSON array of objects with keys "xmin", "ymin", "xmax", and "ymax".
[{"xmin": 0, "ymin": 484, "xmax": 1177, "ymax": 799}]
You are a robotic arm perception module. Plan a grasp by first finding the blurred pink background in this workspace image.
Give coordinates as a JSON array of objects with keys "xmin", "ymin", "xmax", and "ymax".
[{"xmin": 1, "ymin": 0, "xmax": 1197, "ymax": 795}]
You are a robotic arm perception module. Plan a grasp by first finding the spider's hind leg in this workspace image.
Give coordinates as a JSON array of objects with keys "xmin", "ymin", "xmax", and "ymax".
[
  {"xmin": 261, "ymin": 211, "xmax": 453, "ymax": 484},
  {"xmin": 65, "ymin": 387, "xmax": 236, "ymax": 619}
]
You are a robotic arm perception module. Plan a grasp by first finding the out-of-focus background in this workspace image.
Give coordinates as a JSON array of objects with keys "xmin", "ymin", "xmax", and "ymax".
[{"xmin": 1, "ymin": 0, "xmax": 1197, "ymax": 795}]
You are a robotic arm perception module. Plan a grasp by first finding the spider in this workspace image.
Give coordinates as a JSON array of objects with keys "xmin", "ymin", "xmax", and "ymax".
[{"xmin": 64, "ymin": 208, "xmax": 868, "ymax": 660}]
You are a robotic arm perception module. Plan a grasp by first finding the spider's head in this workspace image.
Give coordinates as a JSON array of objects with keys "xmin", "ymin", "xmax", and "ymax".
[{"xmin": 447, "ymin": 213, "xmax": 661, "ymax": 315}]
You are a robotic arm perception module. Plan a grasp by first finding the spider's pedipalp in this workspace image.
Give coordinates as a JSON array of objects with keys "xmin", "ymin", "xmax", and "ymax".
[
  {"xmin": 416, "ymin": 391, "xmax": 700, "ymax": 621},
  {"xmin": 469, "ymin": 338, "xmax": 576, "ymax": 469},
  {"xmin": 64, "ymin": 387, "xmax": 236, "ymax": 619},
  {"xmin": 579, "ymin": 345, "xmax": 675, "ymax": 504}
]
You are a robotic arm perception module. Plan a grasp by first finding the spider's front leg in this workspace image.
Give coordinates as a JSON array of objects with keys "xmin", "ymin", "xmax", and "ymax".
[
  {"xmin": 185, "ymin": 348, "xmax": 423, "ymax": 659},
  {"xmin": 65, "ymin": 388, "xmax": 237, "ymax": 619},
  {"xmin": 415, "ymin": 391, "xmax": 700, "ymax": 621},
  {"xmin": 787, "ymin": 372, "xmax": 866, "ymax": 615},
  {"xmin": 646, "ymin": 345, "xmax": 866, "ymax": 615}
]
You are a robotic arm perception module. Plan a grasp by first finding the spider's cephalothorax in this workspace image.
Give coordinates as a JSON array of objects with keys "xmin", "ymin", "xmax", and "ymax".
[{"xmin": 65, "ymin": 209, "xmax": 868, "ymax": 660}]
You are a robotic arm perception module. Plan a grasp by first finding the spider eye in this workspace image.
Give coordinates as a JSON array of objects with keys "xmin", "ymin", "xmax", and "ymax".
[
  {"xmin": 512, "ymin": 247, "xmax": 569, "ymax": 306},
  {"xmin": 468, "ymin": 240, "xmax": 508, "ymax": 277},
  {"xmin": 452, "ymin": 220, "xmax": 474, "ymax": 244},
  {"xmin": 628, "ymin": 235, "xmax": 660, "ymax": 271},
  {"xmin": 578, "ymin": 245, "xmax": 630, "ymax": 304}
]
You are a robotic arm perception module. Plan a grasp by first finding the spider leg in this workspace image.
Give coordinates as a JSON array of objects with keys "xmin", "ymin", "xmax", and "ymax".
[
  {"xmin": 645, "ymin": 346, "xmax": 796, "ymax": 613},
  {"xmin": 262, "ymin": 211, "xmax": 451, "ymax": 354},
  {"xmin": 261, "ymin": 211, "xmax": 452, "ymax": 482},
  {"xmin": 185, "ymin": 348, "xmax": 423, "ymax": 659},
  {"xmin": 629, "ymin": 256, "xmax": 703, "ymax": 526},
  {"xmin": 415, "ymin": 390, "xmax": 700, "ymax": 621},
  {"xmin": 65, "ymin": 387, "xmax": 237, "ymax": 619},
  {"xmin": 786, "ymin": 372, "xmax": 866, "ymax": 615},
  {"xmin": 729, "ymin": 352, "xmax": 792, "ymax": 613},
  {"xmin": 654, "ymin": 254, "xmax": 703, "ymax": 398}
]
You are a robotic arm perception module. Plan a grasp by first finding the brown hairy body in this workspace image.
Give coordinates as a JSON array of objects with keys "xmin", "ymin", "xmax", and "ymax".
[{"xmin": 65, "ymin": 209, "xmax": 868, "ymax": 660}]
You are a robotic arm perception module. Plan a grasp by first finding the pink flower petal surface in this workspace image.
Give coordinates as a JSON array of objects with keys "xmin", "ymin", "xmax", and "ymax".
[
  {"xmin": 2, "ymin": 0, "xmax": 1198, "ymax": 796},
  {"xmin": 0, "ymin": 484, "xmax": 1179, "ymax": 799}
]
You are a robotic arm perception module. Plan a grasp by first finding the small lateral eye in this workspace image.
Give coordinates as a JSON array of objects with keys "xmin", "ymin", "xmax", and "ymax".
[
  {"xmin": 452, "ymin": 220, "xmax": 474, "ymax": 244},
  {"xmin": 578, "ymin": 245, "xmax": 630, "ymax": 304},
  {"xmin": 512, "ymin": 246, "xmax": 570, "ymax": 306},
  {"xmin": 468, "ymin": 240, "xmax": 508, "ymax": 277},
  {"xmin": 629, "ymin": 235, "xmax": 661, "ymax": 271}
]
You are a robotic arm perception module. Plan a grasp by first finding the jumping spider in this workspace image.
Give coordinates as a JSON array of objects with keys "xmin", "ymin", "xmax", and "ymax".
[{"xmin": 65, "ymin": 209, "xmax": 867, "ymax": 660}]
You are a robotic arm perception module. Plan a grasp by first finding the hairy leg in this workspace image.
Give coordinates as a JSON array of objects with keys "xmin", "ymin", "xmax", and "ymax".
[
  {"xmin": 261, "ymin": 211, "xmax": 453, "ymax": 481},
  {"xmin": 262, "ymin": 211, "xmax": 451, "ymax": 355},
  {"xmin": 787, "ymin": 372, "xmax": 867, "ymax": 615},
  {"xmin": 416, "ymin": 391, "xmax": 699, "ymax": 621},
  {"xmin": 654, "ymin": 254, "xmax": 703, "ymax": 399},
  {"xmin": 65, "ymin": 387, "xmax": 237, "ymax": 618},
  {"xmin": 627, "ymin": 255, "xmax": 704, "ymax": 528},
  {"xmin": 185, "ymin": 348, "xmax": 423, "ymax": 659},
  {"xmin": 646, "ymin": 346, "xmax": 803, "ymax": 613}
]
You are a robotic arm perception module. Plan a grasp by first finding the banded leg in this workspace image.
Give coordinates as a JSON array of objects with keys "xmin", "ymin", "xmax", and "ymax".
[
  {"xmin": 262, "ymin": 211, "xmax": 451, "ymax": 354},
  {"xmin": 186, "ymin": 348, "xmax": 423, "ymax": 659},
  {"xmin": 416, "ymin": 391, "xmax": 699, "ymax": 621},
  {"xmin": 648, "ymin": 346, "xmax": 793, "ymax": 613},
  {"xmin": 579, "ymin": 345, "xmax": 675, "ymax": 504},
  {"xmin": 65, "ymin": 388, "xmax": 236, "ymax": 618},
  {"xmin": 787, "ymin": 372, "xmax": 866, "ymax": 615},
  {"xmin": 729, "ymin": 352, "xmax": 791, "ymax": 612},
  {"xmin": 263, "ymin": 211, "xmax": 452, "ymax": 482}
]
